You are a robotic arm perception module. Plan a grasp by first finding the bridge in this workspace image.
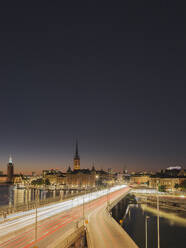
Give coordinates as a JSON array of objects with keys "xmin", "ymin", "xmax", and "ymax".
[{"xmin": 0, "ymin": 185, "xmax": 138, "ymax": 248}]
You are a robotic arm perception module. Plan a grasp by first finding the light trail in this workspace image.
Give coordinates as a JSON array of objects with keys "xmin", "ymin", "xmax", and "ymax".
[
  {"xmin": 0, "ymin": 185, "xmax": 127, "ymax": 248},
  {"xmin": 0, "ymin": 185, "xmax": 126, "ymax": 224}
]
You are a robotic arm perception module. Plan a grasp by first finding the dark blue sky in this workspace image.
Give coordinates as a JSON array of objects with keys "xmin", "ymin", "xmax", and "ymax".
[{"xmin": 0, "ymin": 2, "xmax": 185, "ymax": 173}]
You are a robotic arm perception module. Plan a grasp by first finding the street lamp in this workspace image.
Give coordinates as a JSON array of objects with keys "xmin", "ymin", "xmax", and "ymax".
[
  {"xmin": 35, "ymin": 188, "xmax": 39, "ymax": 241},
  {"xmin": 107, "ymin": 184, "xmax": 110, "ymax": 209},
  {"xmin": 82, "ymin": 195, "xmax": 85, "ymax": 225},
  {"xmin": 157, "ymin": 194, "xmax": 160, "ymax": 248},
  {"xmin": 145, "ymin": 216, "xmax": 150, "ymax": 248}
]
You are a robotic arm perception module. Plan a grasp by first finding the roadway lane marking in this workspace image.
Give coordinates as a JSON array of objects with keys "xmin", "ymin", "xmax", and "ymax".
[{"xmin": 0, "ymin": 213, "xmax": 71, "ymax": 247}]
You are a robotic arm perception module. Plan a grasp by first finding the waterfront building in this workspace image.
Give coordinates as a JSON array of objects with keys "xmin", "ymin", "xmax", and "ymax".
[
  {"xmin": 0, "ymin": 157, "xmax": 23, "ymax": 185},
  {"xmin": 149, "ymin": 166, "xmax": 186, "ymax": 191},
  {"xmin": 43, "ymin": 168, "xmax": 97, "ymax": 188},
  {"xmin": 43, "ymin": 169, "xmax": 66, "ymax": 186},
  {"xmin": 0, "ymin": 175, "xmax": 8, "ymax": 183},
  {"xmin": 130, "ymin": 174, "xmax": 150, "ymax": 185},
  {"xmin": 42, "ymin": 169, "xmax": 62, "ymax": 177},
  {"xmin": 149, "ymin": 176, "xmax": 186, "ymax": 191},
  {"xmin": 45, "ymin": 174, "xmax": 66, "ymax": 185},
  {"xmin": 41, "ymin": 142, "xmax": 115, "ymax": 189},
  {"xmin": 13, "ymin": 175, "xmax": 24, "ymax": 185},
  {"xmin": 95, "ymin": 169, "xmax": 112, "ymax": 186},
  {"xmin": 66, "ymin": 168, "xmax": 96, "ymax": 188}
]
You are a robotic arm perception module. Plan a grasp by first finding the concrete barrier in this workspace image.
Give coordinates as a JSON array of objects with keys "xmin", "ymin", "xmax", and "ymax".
[
  {"xmin": 48, "ymin": 224, "xmax": 86, "ymax": 248},
  {"xmin": 107, "ymin": 189, "xmax": 139, "ymax": 248}
]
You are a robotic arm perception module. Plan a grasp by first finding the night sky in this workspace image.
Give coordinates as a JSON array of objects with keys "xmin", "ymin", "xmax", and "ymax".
[{"xmin": 0, "ymin": 2, "xmax": 185, "ymax": 174}]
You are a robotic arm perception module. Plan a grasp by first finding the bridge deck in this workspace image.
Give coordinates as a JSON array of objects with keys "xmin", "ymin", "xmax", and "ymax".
[{"xmin": 86, "ymin": 189, "xmax": 138, "ymax": 248}]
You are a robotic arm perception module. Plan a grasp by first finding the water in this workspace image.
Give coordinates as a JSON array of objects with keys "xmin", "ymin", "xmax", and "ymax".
[
  {"xmin": 122, "ymin": 204, "xmax": 186, "ymax": 248},
  {"xmin": 0, "ymin": 185, "xmax": 63, "ymax": 207},
  {"xmin": 0, "ymin": 185, "xmax": 10, "ymax": 206}
]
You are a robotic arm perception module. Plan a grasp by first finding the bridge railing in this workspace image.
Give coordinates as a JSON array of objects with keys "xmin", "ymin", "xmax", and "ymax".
[{"xmin": 47, "ymin": 220, "xmax": 86, "ymax": 248}]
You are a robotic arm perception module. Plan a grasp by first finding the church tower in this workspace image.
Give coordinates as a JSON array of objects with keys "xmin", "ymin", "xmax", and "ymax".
[
  {"xmin": 7, "ymin": 155, "xmax": 14, "ymax": 183},
  {"xmin": 74, "ymin": 140, "xmax": 80, "ymax": 170}
]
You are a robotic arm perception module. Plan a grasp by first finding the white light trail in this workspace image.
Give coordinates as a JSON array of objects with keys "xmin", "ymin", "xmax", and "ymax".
[{"xmin": 0, "ymin": 185, "xmax": 127, "ymax": 238}]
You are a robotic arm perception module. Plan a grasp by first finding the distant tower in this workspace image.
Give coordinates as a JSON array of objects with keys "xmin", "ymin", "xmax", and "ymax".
[
  {"xmin": 7, "ymin": 155, "xmax": 14, "ymax": 183},
  {"xmin": 74, "ymin": 140, "xmax": 80, "ymax": 170}
]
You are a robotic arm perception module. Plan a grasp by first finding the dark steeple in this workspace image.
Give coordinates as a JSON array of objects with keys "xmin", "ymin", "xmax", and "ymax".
[
  {"xmin": 75, "ymin": 140, "xmax": 79, "ymax": 159},
  {"xmin": 67, "ymin": 165, "xmax": 72, "ymax": 173},
  {"xmin": 91, "ymin": 161, "xmax": 96, "ymax": 171},
  {"xmin": 74, "ymin": 139, "xmax": 80, "ymax": 170}
]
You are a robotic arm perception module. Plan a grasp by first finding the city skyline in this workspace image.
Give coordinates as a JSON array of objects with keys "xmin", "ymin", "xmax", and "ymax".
[
  {"xmin": 0, "ymin": 3, "xmax": 185, "ymax": 248},
  {"xmin": 0, "ymin": 144, "xmax": 185, "ymax": 175},
  {"xmin": 0, "ymin": 2, "xmax": 185, "ymax": 173}
]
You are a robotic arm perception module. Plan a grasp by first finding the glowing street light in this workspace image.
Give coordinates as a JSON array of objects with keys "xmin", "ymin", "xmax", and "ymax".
[
  {"xmin": 157, "ymin": 194, "xmax": 160, "ymax": 248},
  {"xmin": 145, "ymin": 215, "xmax": 150, "ymax": 248},
  {"xmin": 35, "ymin": 188, "xmax": 39, "ymax": 241}
]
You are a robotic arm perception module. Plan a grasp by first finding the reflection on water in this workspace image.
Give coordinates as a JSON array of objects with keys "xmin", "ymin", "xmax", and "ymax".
[
  {"xmin": 0, "ymin": 185, "xmax": 64, "ymax": 207},
  {"xmin": 122, "ymin": 204, "xmax": 186, "ymax": 248}
]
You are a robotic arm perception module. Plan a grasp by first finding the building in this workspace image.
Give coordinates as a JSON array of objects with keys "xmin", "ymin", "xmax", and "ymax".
[
  {"xmin": 148, "ymin": 166, "xmax": 186, "ymax": 191},
  {"xmin": 32, "ymin": 172, "xmax": 36, "ymax": 177},
  {"xmin": 43, "ymin": 169, "xmax": 66, "ymax": 185},
  {"xmin": 42, "ymin": 169, "xmax": 61, "ymax": 177},
  {"xmin": 7, "ymin": 155, "xmax": 14, "ymax": 183},
  {"xmin": 95, "ymin": 169, "xmax": 110, "ymax": 186},
  {"xmin": 0, "ymin": 156, "xmax": 18, "ymax": 184},
  {"xmin": 66, "ymin": 143, "xmax": 97, "ymax": 188},
  {"xmin": 130, "ymin": 174, "xmax": 150, "ymax": 185},
  {"xmin": 0, "ymin": 171, "xmax": 7, "ymax": 183},
  {"xmin": 149, "ymin": 176, "xmax": 186, "ymax": 191},
  {"xmin": 13, "ymin": 175, "xmax": 24, "ymax": 185},
  {"xmin": 74, "ymin": 141, "xmax": 80, "ymax": 170},
  {"xmin": 165, "ymin": 166, "xmax": 183, "ymax": 177},
  {"xmin": 42, "ymin": 142, "xmax": 115, "ymax": 189},
  {"xmin": 0, "ymin": 175, "xmax": 8, "ymax": 183},
  {"xmin": 116, "ymin": 172, "xmax": 124, "ymax": 183},
  {"xmin": 66, "ymin": 168, "xmax": 96, "ymax": 188}
]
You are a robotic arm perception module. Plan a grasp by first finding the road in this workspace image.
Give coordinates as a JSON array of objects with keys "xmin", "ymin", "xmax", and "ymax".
[
  {"xmin": 87, "ymin": 190, "xmax": 138, "ymax": 248},
  {"xmin": 0, "ymin": 185, "xmax": 130, "ymax": 248}
]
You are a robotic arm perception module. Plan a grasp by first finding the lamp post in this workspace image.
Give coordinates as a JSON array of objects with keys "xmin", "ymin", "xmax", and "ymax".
[
  {"xmin": 82, "ymin": 194, "xmax": 85, "ymax": 226},
  {"xmin": 26, "ymin": 185, "xmax": 29, "ymax": 211},
  {"xmin": 157, "ymin": 194, "xmax": 160, "ymax": 248},
  {"xmin": 107, "ymin": 187, "xmax": 108, "ymax": 206},
  {"xmin": 145, "ymin": 216, "xmax": 150, "ymax": 248},
  {"xmin": 107, "ymin": 185, "xmax": 109, "ymax": 209},
  {"xmin": 35, "ymin": 188, "xmax": 38, "ymax": 241}
]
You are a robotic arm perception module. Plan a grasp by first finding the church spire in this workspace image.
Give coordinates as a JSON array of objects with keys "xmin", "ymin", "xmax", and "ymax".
[
  {"xmin": 74, "ymin": 139, "xmax": 80, "ymax": 170},
  {"xmin": 75, "ymin": 140, "xmax": 79, "ymax": 157}
]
